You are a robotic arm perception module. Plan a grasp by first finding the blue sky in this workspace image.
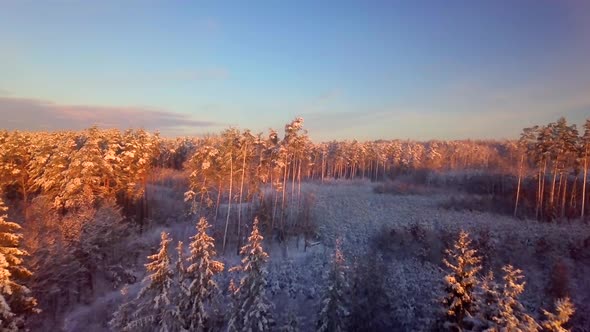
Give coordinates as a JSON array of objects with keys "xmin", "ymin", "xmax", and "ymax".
[{"xmin": 1, "ymin": 0, "xmax": 589, "ymax": 140}]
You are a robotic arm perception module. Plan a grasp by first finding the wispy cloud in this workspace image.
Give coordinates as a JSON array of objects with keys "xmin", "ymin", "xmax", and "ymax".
[{"xmin": 0, "ymin": 97, "xmax": 222, "ymax": 135}]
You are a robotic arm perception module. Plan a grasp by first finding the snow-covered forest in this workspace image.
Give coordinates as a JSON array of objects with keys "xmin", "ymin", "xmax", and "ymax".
[{"xmin": 0, "ymin": 117, "xmax": 589, "ymax": 331}]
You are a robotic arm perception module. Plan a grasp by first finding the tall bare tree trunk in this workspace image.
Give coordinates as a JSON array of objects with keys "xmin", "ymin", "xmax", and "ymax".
[
  {"xmin": 297, "ymin": 158, "xmax": 302, "ymax": 208},
  {"xmin": 549, "ymin": 162, "xmax": 559, "ymax": 210},
  {"xmin": 214, "ymin": 180, "xmax": 222, "ymax": 223},
  {"xmin": 237, "ymin": 144, "xmax": 247, "ymax": 255},
  {"xmin": 582, "ymin": 147, "xmax": 588, "ymax": 219},
  {"xmin": 536, "ymin": 166, "xmax": 542, "ymax": 219},
  {"xmin": 561, "ymin": 174, "xmax": 567, "ymax": 220},
  {"xmin": 569, "ymin": 174, "xmax": 578, "ymax": 210},
  {"xmin": 514, "ymin": 154, "xmax": 524, "ymax": 217},
  {"xmin": 540, "ymin": 159, "xmax": 547, "ymax": 218},
  {"xmin": 280, "ymin": 158, "xmax": 288, "ymax": 231},
  {"xmin": 222, "ymin": 152, "xmax": 233, "ymax": 254},
  {"xmin": 321, "ymin": 152, "xmax": 325, "ymax": 183}
]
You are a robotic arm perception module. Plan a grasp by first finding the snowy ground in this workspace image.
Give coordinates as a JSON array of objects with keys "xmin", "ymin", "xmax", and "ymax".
[{"xmin": 62, "ymin": 180, "xmax": 590, "ymax": 331}]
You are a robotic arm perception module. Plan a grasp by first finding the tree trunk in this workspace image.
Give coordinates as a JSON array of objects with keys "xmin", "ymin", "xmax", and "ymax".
[
  {"xmin": 549, "ymin": 162, "xmax": 559, "ymax": 210},
  {"xmin": 237, "ymin": 144, "xmax": 247, "ymax": 255},
  {"xmin": 569, "ymin": 174, "xmax": 578, "ymax": 210},
  {"xmin": 540, "ymin": 159, "xmax": 547, "ymax": 219},
  {"xmin": 222, "ymin": 152, "xmax": 233, "ymax": 254},
  {"xmin": 214, "ymin": 180, "xmax": 222, "ymax": 224},
  {"xmin": 536, "ymin": 165, "xmax": 542, "ymax": 219},
  {"xmin": 582, "ymin": 147, "xmax": 588, "ymax": 219},
  {"xmin": 561, "ymin": 174, "xmax": 567, "ymax": 220},
  {"xmin": 321, "ymin": 152, "xmax": 325, "ymax": 183},
  {"xmin": 297, "ymin": 157, "xmax": 302, "ymax": 209},
  {"xmin": 514, "ymin": 154, "xmax": 524, "ymax": 217},
  {"xmin": 280, "ymin": 159, "xmax": 288, "ymax": 231}
]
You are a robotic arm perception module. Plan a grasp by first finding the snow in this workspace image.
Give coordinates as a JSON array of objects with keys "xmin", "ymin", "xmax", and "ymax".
[{"xmin": 58, "ymin": 181, "xmax": 590, "ymax": 332}]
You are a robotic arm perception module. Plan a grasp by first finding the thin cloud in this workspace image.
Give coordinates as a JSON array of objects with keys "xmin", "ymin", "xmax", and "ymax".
[{"xmin": 0, "ymin": 97, "xmax": 221, "ymax": 135}]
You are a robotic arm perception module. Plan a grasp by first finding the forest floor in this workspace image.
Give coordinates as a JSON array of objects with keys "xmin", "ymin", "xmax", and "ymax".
[{"xmin": 63, "ymin": 180, "xmax": 590, "ymax": 332}]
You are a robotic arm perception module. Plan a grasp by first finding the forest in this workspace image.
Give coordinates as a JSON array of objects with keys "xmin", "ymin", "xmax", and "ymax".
[{"xmin": 0, "ymin": 116, "xmax": 589, "ymax": 331}]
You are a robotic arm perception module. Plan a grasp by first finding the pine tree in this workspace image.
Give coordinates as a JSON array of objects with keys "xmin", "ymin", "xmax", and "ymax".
[
  {"xmin": 180, "ymin": 217, "xmax": 224, "ymax": 331},
  {"xmin": 541, "ymin": 297, "xmax": 575, "ymax": 332},
  {"xmin": 109, "ymin": 285, "xmax": 135, "ymax": 332},
  {"xmin": 0, "ymin": 197, "xmax": 38, "ymax": 331},
  {"xmin": 349, "ymin": 252, "xmax": 390, "ymax": 331},
  {"xmin": 471, "ymin": 271, "xmax": 501, "ymax": 331},
  {"xmin": 228, "ymin": 217, "xmax": 274, "ymax": 332},
  {"xmin": 494, "ymin": 265, "xmax": 539, "ymax": 332},
  {"xmin": 317, "ymin": 239, "xmax": 349, "ymax": 332},
  {"xmin": 127, "ymin": 232, "xmax": 178, "ymax": 332},
  {"xmin": 442, "ymin": 230, "xmax": 482, "ymax": 331}
]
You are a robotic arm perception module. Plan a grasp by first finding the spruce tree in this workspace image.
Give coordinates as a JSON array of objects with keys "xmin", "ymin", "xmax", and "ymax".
[
  {"xmin": 542, "ymin": 297, "xmax": 575, "ymax": 332},
  {"xmin": 109, "ymin": 285, "xmax": 135, "ymax": 332},
  {"xmin": 180, "ymin": 217, "xmax": 224, "ymax": 331},
  {"xmin": 317, "ymin": 239, "xmax": 349, "ymax": 332},
  {"xmin": 494, "ymin": 265, "xmax": 539, "ymax": 332},
  {"xmin": 442, "ymin": 230, "xmax": 482, "ymax": 331},
  {"xmin": 471, "ymin": 271, "xmax": 501, "ymax": 331},
  {"xmin": 127, "ymin": 232, "xmax": 178, "ymax": 332},
  {"xmin": 228, "ymin": 217, "xmax": 273, "ymax": 332},
  {"xmin": 0, "ymin": 197, "xmax": 38, "ymax": 331}
]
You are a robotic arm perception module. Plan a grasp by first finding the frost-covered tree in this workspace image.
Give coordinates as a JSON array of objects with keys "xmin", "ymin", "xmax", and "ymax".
[
  {"xmin": 349, "ymin": 252, "xmax": 390, "ymax": 332},
  {"xmin": 494, "ymin": 265, "xmax": 539, "ymax": 332},
  {"xmin": 0, "ymin": 197, "xmax": 37, "ymax": 331},
  {"xmin": 127, "ymin": 232, "xmax": 178, "ymax": 332},
  {"xmin": 471, "ymin": 271, "xmax": 501, "ymax": 331},
  {"xmin": 442, "ymin": 230, "xmax": 482, "ymax": 331},
  {"xmin": 109, "ymin": 285, "xmax": 136, "ymax": 332},
  {"xmin": 541, "ymin": 297, "xmax": 575, "ymax": 332},
  {"xmin": 0, "ymin": 131, "xmax": 35, "ymax": 221},
  {"xmin": 228, "ymin": 217, "xmax": 273, "ymax": 332},
  {"xmin": 180, "ymin": 217, "xmax": 224, "ymax": 331},
  {"xmin": 317, "ymin": 239, "xmax": 349, "ymax": 332}
]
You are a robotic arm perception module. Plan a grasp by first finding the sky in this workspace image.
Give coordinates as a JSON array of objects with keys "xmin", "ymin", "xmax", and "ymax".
[{"xmin": 1, "ymin": 0, "xmax": 589, "ymax": 141}]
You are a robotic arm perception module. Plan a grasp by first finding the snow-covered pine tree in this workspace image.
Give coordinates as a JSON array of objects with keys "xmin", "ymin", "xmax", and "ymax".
[
  {"xmin": 228, "ymin": 217, "xmax": 274, "ymax": 332},
  {"xmin": 494, "ymin": 265, "xmax": 539, "ymax": 332},
  {"xmin": 442, "ymin": 230, "xmax": 482, "ymax": 331},
  {"xmin": 349, "ymin": 251, "xmax": 390, "ymax": 332},
  {"xmin": 180, "ymin": 217, "xmax": 224, "ymax": 331},
  {"xmin": 0, "ymin": 196, "xmax": 38, "ymax": 331},
  {"xmin": 541, "ymin": 297, "xmax": 575, "ymax": 332},
  {"xmin": 317, "ymin": 239, "xmax": 349, "ymax": 332},
  {"xmin": 109, "ymin": 285, "xmax": 135, "ymax": 332},
  {"xmin": 471, "ymin": 271, "xmax": 501, "ymax": 331},
  {"xmin": 127, "ymin": 232, "xmax": 178, "ymax": 332}
]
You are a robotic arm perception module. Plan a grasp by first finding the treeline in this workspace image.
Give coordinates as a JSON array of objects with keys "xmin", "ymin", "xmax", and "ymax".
[
  {"xmin": 515, "ymin": 118, "xmax": 590, "ymax": 221},
  {"xmin": 182, "ymin": 118, "xmax": 534, "ymax": 256},
  {"xmin": 0, "ymin": 127, "xmax": 160, "ymax": 229}
]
